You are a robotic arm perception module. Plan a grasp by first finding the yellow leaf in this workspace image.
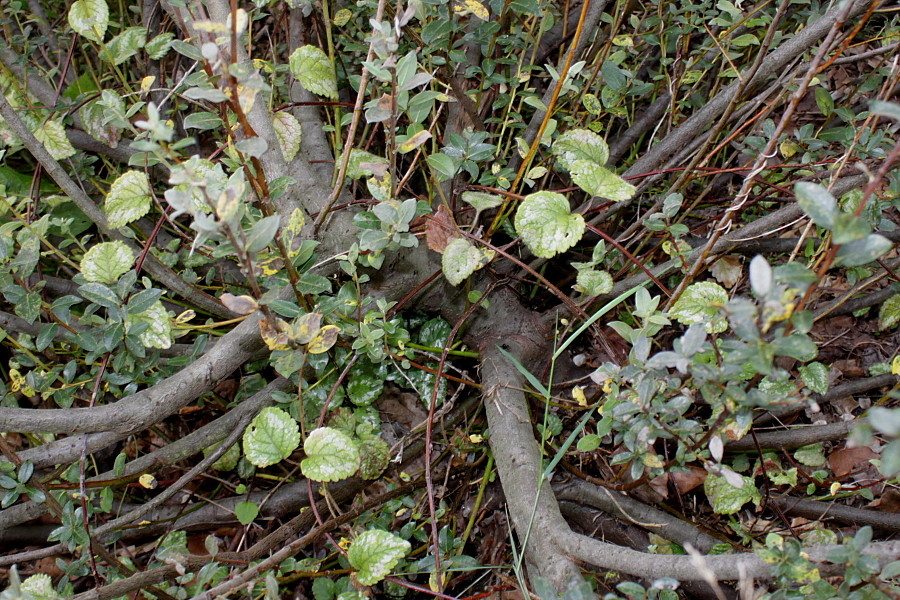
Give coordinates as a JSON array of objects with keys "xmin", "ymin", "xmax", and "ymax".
[
  {"xmin": 175, "ymin": 310, "xmax": 195, "ymax": 324},
  {"xmin": 643, "ymin": 453, "xmax": 664, "ymax": 468},
  {"xmin": 294, "ymin": 313, "xmax": 323, "ymax": 345},
  {"xmin": 140, "ymin": 76, "xmax": 155, "ymax": 93},
  {"xmin": 612, "ymin": 35, "xmax": 634, "ymax": 47},
  {"xmin": 139, "ymin": 473, "xmax": 158, "ymax": 489},
  {"xmin": 452, "ymin": 0, "xmax": 489, "ymax": 20},
  {"xmin": 397, "ymin": 130, "xmax": 432, "ymax": 154},
  {"xmin": 307, "ymin": 325, "xmax": 340, "ymax": 354},
  {"xmin": 333, "ymin": 8, "xmax": 352, "ymax": 26},
  {"xmin": 892, "ymin": 355, "xmax": 900, "ymax": 375},
  {"xmin": 572, "ymin": 386, "xmax": 587, "ymax": 407},
  {"xmin": 468, "ymin": 434, "xmax": 483, "ymax": 443},
  {"xmin": 830, "ymin": 481, "xmax": 841, "ymax": 496},
  {"xmin": 780, "ymin": 140, "xmax": 802, "ymax": 158},
  {"xmin": 259, "ymin": 318, "xmax": 292, "ymax": 351}
]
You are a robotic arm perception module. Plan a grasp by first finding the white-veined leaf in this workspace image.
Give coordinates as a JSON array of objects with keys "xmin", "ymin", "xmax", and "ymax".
[
  {"xmin": 80, "ymin": 96, "xmax": 122, "ymax": 148},
  {"xmin": 126, "ymin": 300, "xmax": 172, "ymax": 349},
  {"xmin": 68, "ymin": 0, "xmax": 108, "ymax": 42},
  {"xmin": 273, "ymin": 111, "xmax": 302, "ymax": 162},
  {"xmin": 300, "ymin": 427, "xmax": 359, "ymax": 482},
  {"xmin": 242, "ymin": 407, "xmax": 301, "ymax": 468},
  {"xmin": 145, "ymin": 32, "xmax": 174, "ymax": 59},
  {"xmin": 799, "ymin": 361, "xmax": 829, "ymax": 394},
  {"xmin": 348, "ymin": 529, "xmax": 411, "ymax": 586},
  {"xmin": 461, "ymin": 191, "xmax": 503, "ymax": 212},
  {"xmin": 551, "ymin": 128, "xmax": 609, "ymax": 169},
  {"xmin": 669, "ymin": 281, "xmax": 728, "ymax": 333},
  {"xmin": 879, "ymin": 294, "xmax": 900, "ymax": 330},
  {"xmin": 514, "ymin": 191, "xmax": 585, "ymax": 258},
  {"xmin": 289, "ymin": 45, "xmax": 338, "ymax": 100},
  {"xmin": 21, "ymin": 574, "xmax": 62, "ymax": 600},
  {"xmin": 337, "ymin": 148, "xmax": 388, "ymax": 180},
  {"xmin": 704, "ymin": 473, "xmax": 759, "ymax": 515},
  {"xmin": 102, "ymin": 27, "xmax": 146, "ymax": 65},
  {"xmin": 105, "ymin": 170, "xmax": 151, "ymax": 228},
  {"xmin": 569, "ymin": 160, "xmax": 635, "ymax": 202},
  {"xmin": 80, "ymin": 241, "xmax": 134, "ymax": 283},
  {"xmin": 442, "ymin": 238, "xmax": 494, "ymax": 286},
  {"xmin": 33, "ymin": 120, "xmax": 76, "ymax": 160}
]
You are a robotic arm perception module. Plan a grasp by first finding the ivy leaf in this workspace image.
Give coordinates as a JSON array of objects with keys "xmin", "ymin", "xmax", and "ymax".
[
  {"xmin": 669, "ymin": 282, "xmax": 728, "ymax": 333},
  {"xmin": 104, "ymin": 170, "xmax": 151, "ymax": 228},
  {"xmin": 442, "ymin": 238, "xmax": 494, "ymax": 286},
  {"xmin": 569, "ymin": 160, "xmax": 636, "ymax": 202},
  {"xmin": 358, "ymin": 436, "xmax": 390, "ymax": 479},
  {"xmin": 794, "ymin": 182, "xmax": 837, "ymax": 230},
  {"xmin": 300, "ymin": 427, "xmax": 360, "ymax": 482},
  {"xmin": 514, "ymin": 191, "xmax": 585, "ymax": 258},
  {"xmin": 125, "ymin": 300, "xmax": 172, "ymax": 349},
  {"xmin": 704, "ymin": 473, "xmax": 759, "ymax": 515},
  {"xmin": 243, "ymin": 407, "xmax": 301, "ymax": 468},
  {"xmin": 80, "ymin": 241, "xmax": 134, "ymax": 283},
  {"xmin": 289, "ymin": 45, "xmax": 338, "ymax": 100},
  {"xmin": 879, "ymin": 294, "xmax": 900, "ymax": 330},
  {"xmin": 273, "ymin": 111, "xmax": 302, "ymax": 162},
  {"xmin": 799, "ymin": 361, "xmax": 829, "ymax": 394},
  {"xmin": 68, "ymin": 0, "xmax": 108, "ymax": 42},
  {"xmin": 33, "ymin": 120, "xmax": 76, "ymax": 160},
  {"xmin": 551, "ymin": 128, "xmax": 609, "ymax": 169},
  {"xmin": 348, "ymin": 529, "xmax": 411, "ymax": 585},
  {"xmin": 575, "ymin": 269, "xmax": 613, "ymax": 296}
]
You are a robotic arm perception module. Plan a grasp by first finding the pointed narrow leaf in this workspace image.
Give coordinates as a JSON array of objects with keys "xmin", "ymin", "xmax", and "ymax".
[
  {"xmin": 242, "ymin": 407, "xmax": 301, "ymax": 468},
  {"xmin": 33, "ymin": 120, "xmax": 76, "ymax": 160},
  {"xmin": 289, "ymin": 45, "xmax": 338, "ymax": 100},
  {"xmin": 68, "ymin": 0, "xmax": 108, "ymax": 42},
  {"xmin": 81, "ymin": 241, "xmax": 134, "ymax": 283},
  {"xmin": 273, "ymin": 111, "xmax": 302, "ymax": 162},
  {"xmin": 300, "ymin": 427, "xmax": 360, "ymax": 482},
  {"xmin": 105, "ymin": 170, "xmax": 151, "ymax": 228},
  {"xmin": 348, "ymin": 529, "xmax": 411, "ymax": 585},
  {"xmin": 794, "ymin": 182, "xmax": 837, "ymax": 230},
  {"xmin": 515, "ymin": 191, "xmax": 585, "ymax": 258},
  {"xmin": 569, "ymin": 160, "xmax": 635, "ymax": 202}
]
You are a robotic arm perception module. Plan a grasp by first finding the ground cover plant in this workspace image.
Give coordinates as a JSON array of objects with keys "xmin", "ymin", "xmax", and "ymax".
[{"xmin": 0, "ymin": 0, "xmax": 899, "ymax": 598}]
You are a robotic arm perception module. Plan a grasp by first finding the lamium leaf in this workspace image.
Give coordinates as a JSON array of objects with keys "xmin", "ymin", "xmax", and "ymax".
[
  {"xmin": 669, "ymin": 281, "xmax": 728, "ymax": 333},
  {"xmin": 338, "ymin": 148, "xmax": 389, "ymax": 180},
  {"xmin": 68, "ymin": 0, "xmax": 108, "ymax": 42},
  {"xmin": 799, "ymin": 361, "xmax": 829, "ymax": 395},
  {"xmin": 125, "ymin": 300, "xmax": 172, "ymax": 349},
  {"xmin": 879, "ymin": 294, "xmax": 900, "ymax": 330},
  {"xmin": 21, "ymin": 573, "xmax": 62, "ymax": 600},
  {"xmin": 704, "ymin": 473, "xmax": 759, "ymax": 515},
  {"xmin": 551, "ymin": 128, "xmax": 609, "ymax": 169},
  {"xmin": 442, "ymin": 238, "xmax": 493, "ymax": 286},
  {"xmin": 80, "ymin": 241, "xmax": 134, "ymax": 283},
  {"xmin": 273, "ymin": 111, "xmax": 302, "ymax": 162},
  {"xmin": 575, "ymin": 269, "xmax": 613, "ymax": 296},
  {"xmin": 569, "ymin": 160, "xmax": 636, "ymax": 202},
  {"xmin": 102, "ymin": 27, "xmax": 146, "ymax": 65},
  {"xmin": 243, "ymin": 407, "xmax": 301, "ymax": 468},
  {"xmin": 105, "ymin": 170, "xmax": 151, "ymax": 228},
  {"xmin": 348, "ymin": 529, "xmax": 411, "ymax": 585},
  {"xmin": 289, "ymin": 45, "xmax": 338, "ymax": 100},
  {"xmin": 33, "ymin": 120, "xmax": 76, "ymax": 160},
  {"xmin": 794, "ymin": 182, "xmax": 837, "ymax": 230},
  {"xmin": 514, "ymin": 191, "xmax": 585, "ymax": 258},
  {"xmin": 300, "ymin": 427, "xmax": 360, "ymax": 482},
  {"xmin": 460, "ymin": 191, "xmax": 503, "ymax": 212}
]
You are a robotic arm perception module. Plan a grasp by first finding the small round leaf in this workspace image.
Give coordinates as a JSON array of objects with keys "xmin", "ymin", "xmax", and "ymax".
[
  {"xmin": 348, "ymin": 529, "xmax": 411, "ymax": 586},
  {"xmin": 243, "ymin": 407, "xmax": 301, "ymax": 468},
  {"xmin": 300, "ymin": 427, "xmax": 360, "ymax": 482},
  {"xmin": 514, "ymin": 191, "xmax": 585, "ymax": 259}
]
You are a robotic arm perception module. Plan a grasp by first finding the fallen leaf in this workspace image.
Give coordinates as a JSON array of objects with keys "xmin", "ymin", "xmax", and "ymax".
[
  {"xmin": 425, "ymin": 204, "xmax": 459, "ymax": 254},
  {"xmin": 670, "ymin": 466, "xmax": 708, "ymax": 495},
  {"xmin": 828, "ymin": 446, "xmax": 879, "ymax": 478},
  {"xmin": 710, "ymin": 255, "xmax": 742, "ymax": 288}
]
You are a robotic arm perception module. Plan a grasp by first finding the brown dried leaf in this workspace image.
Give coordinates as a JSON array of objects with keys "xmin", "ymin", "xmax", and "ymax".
[
  {"xmin": 670, "ymin": 466, "xmax": 708, "ymax": 495},
  {"xmin": 828, "ymin": 445, "xmax": 879, "ymax": 478},
  {"xmin": 425, "ymin": 204, "xmax": 459, "ymax": 254},
  {"xmin": 710, "ymin": 255, "xmax": 742, "ymax": 288},
  {"xmin": 220, "ymin": 292, "xmax": 258, "ymax": 315}
]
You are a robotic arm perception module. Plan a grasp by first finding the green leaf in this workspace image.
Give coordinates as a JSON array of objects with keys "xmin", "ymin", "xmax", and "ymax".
[
  {"xmin": 300, "ymin": 427, "xmax": 360, "ymax": 482},
  {"xmin": 569, "ymin": 160, "xmax": 635, "ymax": 201},
  {"xmin": 289, "ymin": 45, "xmax": 338, "ymax": 100},
  {"xmin": 552, "ymin": 128, "xmax": 609, "ymax": 169},
  {"xmin": 879, "ymin": 294, "xmax": 900, "ymax": 330},
  {"xmin": 243, "ymin": 407, "xmax": 301, "ymax": 468},
  {"xmin": 731, "ymin": 33, "xmax": 759, "ymax": 47},
  {"xmin": 80, "ymin": 241, "xmax": 134, "ymax": 283},
  {"xmin": 799, "ymin": 362, "xmax": 829, "ymax": 394},
  {"xmin": 575, "ymin": 269, "xmax": 613, "ymax": 296},
  {"xmin": 347, "ymin": 529, "xmax": 411, "ymax": 586},
  {"xmin": 704, "ymin": 473, "xmax": 759, "ymax": 515},
  {"xmin": 794, "ymin": 182, "xmax": 837, "ymax": 230},
  {"xmin": 80, "ymin": 95, "xmax": 123, "ymax": 147},
  {"xmin": 102, "ymin": 27, "xmax": 145, "ymax": 65},
  {"xmin": 68, "ymin": 0, "xmax": 108, "ymax": 42},
  {"xmin": 669, "ymin": 282, "xmax": 728, "ymax": 333},
  {"xmin": 273, "ymin": 111, "xmax": 302, "ymax": 162},
  {"xmin": 442, "ymin": 238, "xmax": 494, "ymax": 286},
  {"xmin": 145, "ymin": 32, "xmax": 174, "ymax": 59},
  {"xmin": 514, "ymin": 191, "xmax": 585, "ymax": 258},
  {"xmin": 834, "ymin": 234, "xmax": 893, "ymax": 267},
  {"xmin": 338, "ymin": 148, "xmax": 388, "ymax": 180},
  {"xmin": 347, "ymin": 359, "xmax": 386, "ymax": 406},
  {"xmin": 815, "ymin": 86, "xmax": 834, "ymax": 117},
  {"xmin": 78, "ymin": 282, "xmax": 120, "ymax": 309},
  {"xmin": 183, "ymin": 111, "xmax": 223, "ymax": 131},
  {"xmin": 794, "ymin": 443, "xmax": 826, "ymax": 467},
  {"xmin": 33, "ymin": 120, "xmax": 76, "ymax": 160},
  {"xmin": 358, "ymin": 436, "xmax": 390, "ymax": 479},
  {"xmin": 105, "ymin": 170, "xmax": 151, "ymax": 228},
  {"xmin": 830, "ymin": 212, "xmax": 871, "ymax": 244},
  {"xmin": 461, "ymin": 191, "xmax": 503, "ymax": 212},
  {"xmin": 869, "ymin": 100, "xmax": 900, "ymax": 122},
  {"xmin": 771, "ymin": 333, "xmax": 817, "ymax": 361},
  {"xmin": 426, "ymin": 153, "xmax": 460, "ymax": 181},
  {"xmin": 234, "ymin": 501, "xmax": 258, "ymax": 525},
  {"xmin": 125, "ymin": 300, "xmax": 172, "ymax": 349}
]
